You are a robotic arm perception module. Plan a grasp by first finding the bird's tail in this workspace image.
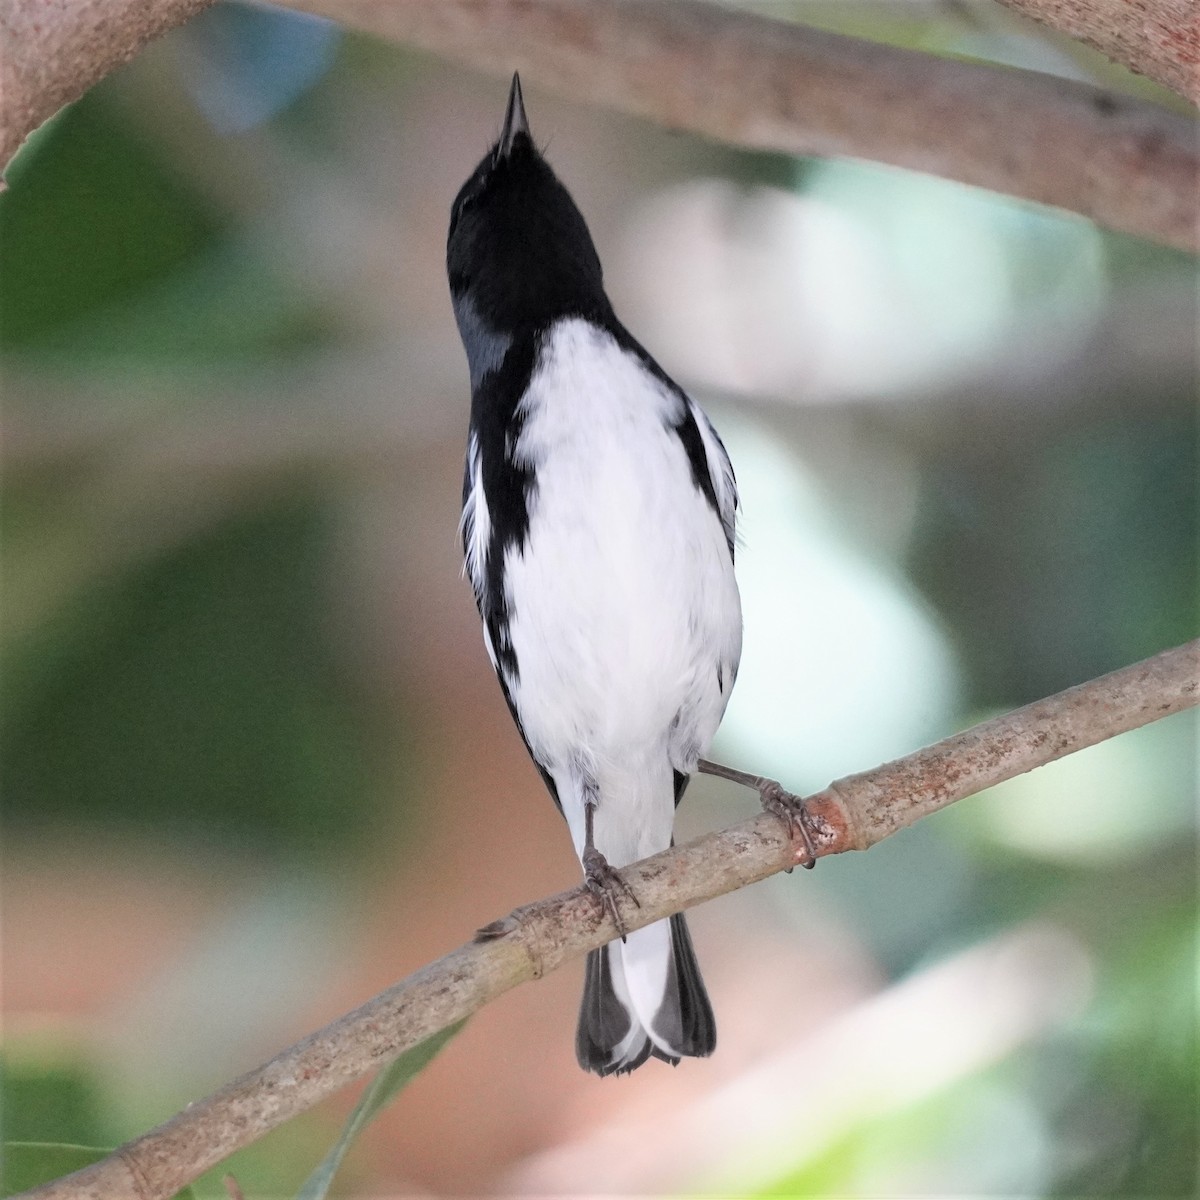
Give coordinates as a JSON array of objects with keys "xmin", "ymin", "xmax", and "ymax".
[{"xmin": 575, "ymin": 911, "xmax": 715, "ymax": 1075}]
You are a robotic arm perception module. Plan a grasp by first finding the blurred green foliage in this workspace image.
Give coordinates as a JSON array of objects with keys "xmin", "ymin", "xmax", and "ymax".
[
  {"xmin": 0, "ymin": 1054, "xmax": 194, "ymax": 1194},
  {"xmin": 3, "ymin": 493, "xmax": 375, "ymax": 856},
  {"xmin": 911, "ymin": 413, "xmax": 1198, "ymax": 705},
  {"xmin": 0, "ymin": 1058, "xmax": 112, "ymax": 1149},
  {"xmin": 0, "ymin": 99, "xmax": 220, "ymax": 351},
  {"xmin": 1, "ymin": 90, "xmax": 332, "ymax": 366},
  {"xmin": 1, "ymin": 1141, "xmax": 194, "ymax": 1199}
]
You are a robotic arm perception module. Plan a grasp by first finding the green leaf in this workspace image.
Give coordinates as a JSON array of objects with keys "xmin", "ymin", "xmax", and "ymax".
[
  {"xmin": 295, "ymin": 1022, "xmax": 466, "ymax": 1200},
  {"xmin": 1, "ymin": 1143, "xmax": 195, "ymax": 1198}
]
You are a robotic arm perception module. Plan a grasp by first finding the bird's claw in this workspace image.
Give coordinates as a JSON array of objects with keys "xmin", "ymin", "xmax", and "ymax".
[
  {"xmin": 758, "ymin": 779, "xmax": 819, "ymax": 869},
  {"xmin": 582, "ymin": 846, "xmax": 639, "ymax": 940}
]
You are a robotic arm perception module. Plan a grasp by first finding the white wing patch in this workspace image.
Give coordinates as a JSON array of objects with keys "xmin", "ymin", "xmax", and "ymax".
[
  {"xmin": 687, "ymin": 398, "xmax": 739, "ymax": 556},
  {"xmin": 460, "ymin": 432, "xmax": 491, "ymax": 605}
]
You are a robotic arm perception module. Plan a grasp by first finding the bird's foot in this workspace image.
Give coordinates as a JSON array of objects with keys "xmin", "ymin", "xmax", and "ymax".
[
  {"xmin": 758, "ymin": 778, "xmax": 818, "ymax": 869},
  {"xmin": 698, "ymin": 758, "xmax": 819, "ymax": 869},
  {"xmin": 582, "ymin": 846, "xmax": 639, "ymax": 941}
]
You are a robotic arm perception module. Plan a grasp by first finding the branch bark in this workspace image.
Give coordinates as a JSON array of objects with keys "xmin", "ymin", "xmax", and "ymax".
[
  {"xmin": 22, "ymin": 639, "xmax": 1199, "ymax": 1200},
  {"xmin": 0, "ymin": 0, "xmax": 217, "ymax": 174},
  {"xmin": 2, "ymin": 0, "xmax": 1196, "ymax": 250},
  {"xmin": 278, "ymin": 0, "xmax": 1200, "ymax": 252},
  {"xmin": 995, "ymin": 0, "xmax": 1200, "ymax": 103}
]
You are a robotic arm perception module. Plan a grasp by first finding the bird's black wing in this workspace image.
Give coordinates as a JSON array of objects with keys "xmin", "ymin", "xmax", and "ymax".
[
  {"xmin": 461, "ymin": 337, "xmax": 538, "ymax": 679},
  {"xmin": 461, "ymin": 334, "xmax": 563, "ymax": 813},
  {"xmin": 606, "ymin": 323, "xmax": 739, "ymax": 560}
]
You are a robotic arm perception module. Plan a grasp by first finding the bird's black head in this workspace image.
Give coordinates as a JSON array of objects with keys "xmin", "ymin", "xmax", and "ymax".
[{"xmin": 447, "ymin": 75, "xmax": 610, "ymax": 383}]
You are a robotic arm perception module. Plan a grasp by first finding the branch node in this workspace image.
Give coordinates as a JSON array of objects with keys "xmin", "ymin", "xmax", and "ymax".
[{"xmin": 804, "ymin": 782, "xmax": 853, "ymax": 852}]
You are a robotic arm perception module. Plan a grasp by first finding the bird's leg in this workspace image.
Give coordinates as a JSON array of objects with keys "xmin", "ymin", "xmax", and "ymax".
[
  {"xmin": 581, "ymin": 793, "xmax": 639, "ymax": 941},
  {"xmin": 698, "ymin": 759, "xmax": 818, "ymax": 868}
]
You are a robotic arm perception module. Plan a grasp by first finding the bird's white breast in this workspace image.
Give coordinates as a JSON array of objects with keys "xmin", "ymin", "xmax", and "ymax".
[{"xmin": 502, "ymin": 318, "xmax": 741, "ymax": 785}]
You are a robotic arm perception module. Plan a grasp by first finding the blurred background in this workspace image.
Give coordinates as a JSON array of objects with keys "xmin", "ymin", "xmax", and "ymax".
[{"xmin": 1, "ymin": 1, "xmax": 1196, "ymax": 1196}]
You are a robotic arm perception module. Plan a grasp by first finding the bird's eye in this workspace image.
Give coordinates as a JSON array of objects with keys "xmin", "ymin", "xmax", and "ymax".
[
  {"xmin": 450, "ymin": 187, "xmax": 479, "ymax": 240},
  {"xmin": 455, "ymin": 183, "xmax": 484, "ymax": 220}
]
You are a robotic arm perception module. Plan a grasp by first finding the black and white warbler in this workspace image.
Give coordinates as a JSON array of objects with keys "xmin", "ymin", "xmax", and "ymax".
[{"xmin": 447, "ymin": 75, "xmax": 743, "ymax": 1076}]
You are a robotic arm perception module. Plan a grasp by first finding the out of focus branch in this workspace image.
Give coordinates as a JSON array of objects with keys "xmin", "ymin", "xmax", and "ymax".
[
  {"xmin": 1, "ymin": 0, "xmax": 1196, "ymax": 250},
  {"xmin": 995, "ymin": 0, "xmax": 1200, "ymax": 103},
  {"xmin": 24, "ymin": 641, "xmax": 1199, "ymax": 1200},
  {"xmin": 0, "ymin": 0, "xmax": 216, "ymax": 175},
  {"xmin": 280, "ymin": 0, "xmax": 1199, "ymax": 252}
]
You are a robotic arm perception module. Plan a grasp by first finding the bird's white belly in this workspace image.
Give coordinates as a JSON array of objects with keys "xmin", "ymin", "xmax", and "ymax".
[{"xmin": 502, "ymin": 320, "xmax": 740, "ymax": 781}]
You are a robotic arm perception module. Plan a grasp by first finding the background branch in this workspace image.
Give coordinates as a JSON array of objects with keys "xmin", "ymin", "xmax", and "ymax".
[
  {"xmin": 0, "ymin": 0, "xmax": 216, "ymax": 175},
  {"xmin": 1, "ymin": 0, "xmax": 1196, "ymax": 249},
  {"xmin": 279, "ymin": 0, "xmax": 1199, "ymax": 251},
  {"xmin": 995, "ymin": 0, "xmax": 1200, "ymax": 102},
  {"xmin": 25, "ymin": 640, "xmax": 1198, "ymax": 1200}
]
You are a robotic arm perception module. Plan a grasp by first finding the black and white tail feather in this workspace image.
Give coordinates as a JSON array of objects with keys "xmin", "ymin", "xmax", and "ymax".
[
  {"xmin": 447, "ymin": 74, "xmax": 739, "ymax": 1075},
  {"xmin": 578, "ymin": 912, "xmax": 716, "ymax": 1075}
]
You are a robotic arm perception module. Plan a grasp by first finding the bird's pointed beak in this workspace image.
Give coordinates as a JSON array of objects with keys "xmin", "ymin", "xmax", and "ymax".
[{"xmin": 497, "ymin": 72, "xmax": 530, "ymax": 159}]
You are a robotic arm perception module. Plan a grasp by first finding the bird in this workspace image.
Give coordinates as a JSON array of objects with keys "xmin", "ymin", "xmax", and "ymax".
[{"xmin": 446, "ymin": 74, "xmax": 743, "ymax": 1076}]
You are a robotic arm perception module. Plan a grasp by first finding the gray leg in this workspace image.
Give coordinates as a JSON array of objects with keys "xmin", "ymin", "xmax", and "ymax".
[
  {"xmin": 581, "ymin": 785, "xmax": 639, "ymax": 940},
  {"xmin": 698, "ymin": 759, "xmax": 818, "ymax": 868}
]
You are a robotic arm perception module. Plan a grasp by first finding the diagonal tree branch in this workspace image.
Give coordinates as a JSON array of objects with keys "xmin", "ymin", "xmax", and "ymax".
[
  {"xmin": 278, "ymin": 0, "xmax": 1200, "ymax": 252},
  {"xmin": 22, "ymin": 639, "xmax": 1199, "ymax": 1200},
  {"xmin": 995, "ymin": 0, "xmax": 1200, "ymax": 103}
]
